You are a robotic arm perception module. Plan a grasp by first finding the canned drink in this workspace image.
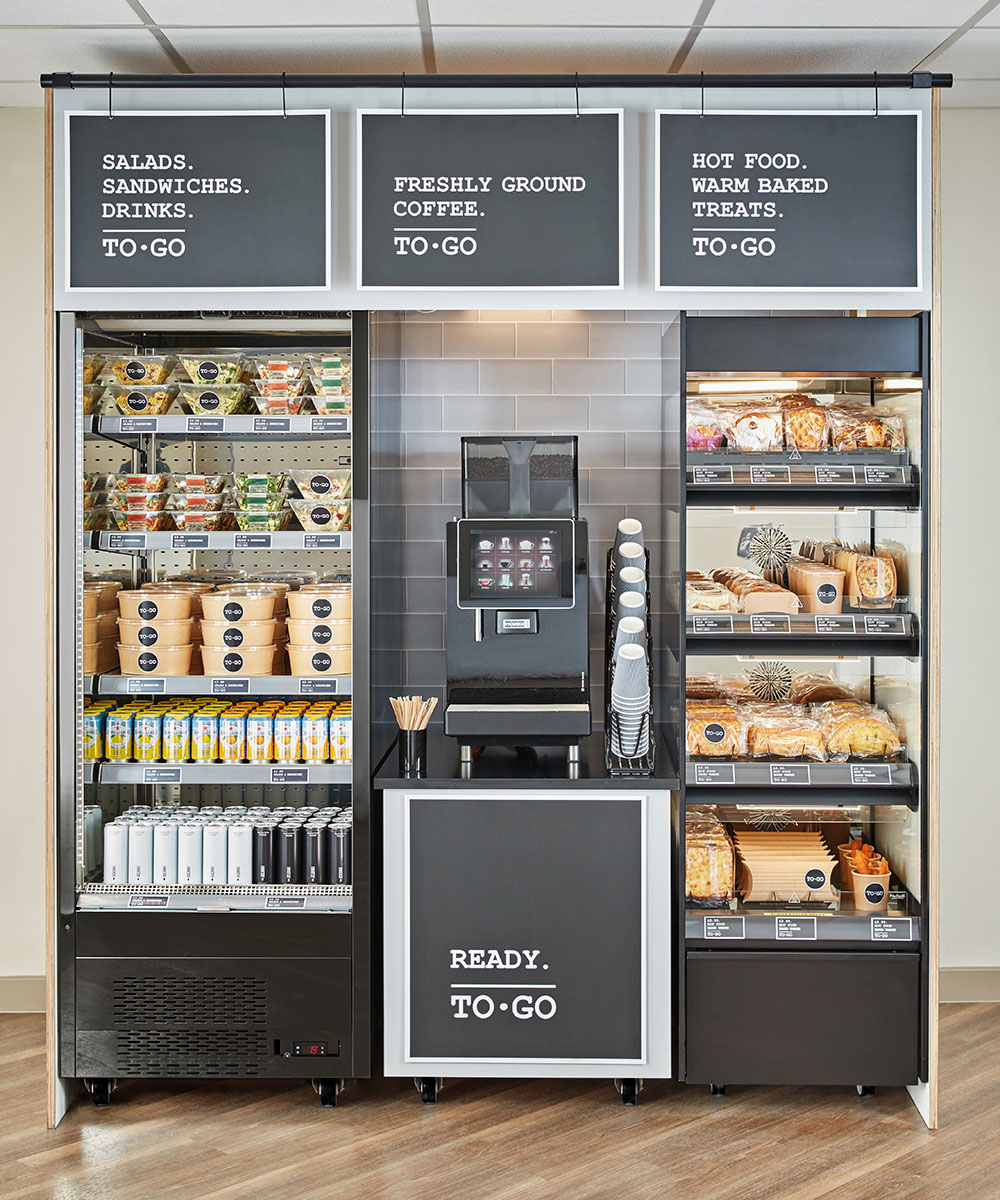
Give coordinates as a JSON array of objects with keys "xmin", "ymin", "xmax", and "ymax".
[
  {"xmin": 202, "ymin": 823, "xmax": 227, "ymax": 884},
  {"xmin": 274, "ymin": 715, "xmax": 301, "ymax": 763},
  {"xmin": 302, "ymin": 826, "xmax": 327, "ymax": 884},
  {"xmin": 227, "ymin": 823, "xmax": 254, "ymax": 884},
  {"xmin": 326, "ymin": 824, "xmax": 351, "ymax": 884},
  {"xmin": 162, "ymin": 711, "xmax": 191, "ymax": 762},
  {"xmin": 177, "ymin": 824, "xmax": 203, "ymax": 884},
  {"xmin": 246, "ymin": 714, "xmax": 274, "ymax": 762},
  {"xmin": 103, "ymin": 822, "xmax": 128, "ymax": 884},
  {"xmin": 133, "ymin": 714, "xmax": 162, "ymax": 762},
  {"xmin": 83, "ymin": 711, "xmax": 104, "ymax": 760},
  {"xmin": 219, "ymin": 714, "xmax": 246, "ymax": 763},
  {"xmin": 301, "ymin": 714, "xmax": 329, "ymax": 762},
  {"xmin": 128, "ymin": 823, "xmax": 154, "ymax": 884},
  {"xmin": 191, "ymin": 714, "xmax": 219, "ymax": 762},
  {"xmin": 276, "ymin": 824, "xmax": 301, "ymax": 884},
  {"xmin": 253, "ymin": 825, "xmax": 275, "ymax": 884},
  {"xmin": 153, "ymin": 822, "xmax": 179, "ymax": 884},
  {"xmin": 329, "ymin": 716, "xmax": 352, "ymax": 762},
  {"xmin": 105, "ymin": 711, "xmax": 133, "ymax": 761}
]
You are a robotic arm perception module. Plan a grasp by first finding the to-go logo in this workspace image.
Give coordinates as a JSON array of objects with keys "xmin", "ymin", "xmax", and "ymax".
[
  {"xmin": 804, "ymin": 868, "xmax": 826, "ymax": 890},
  {"xmin": 125, "ymin": 391, "xmax": 148, "ymax": 411},
  {"xmin": 124, "ymin": 359, "xmax": 146, "ymax": 381},
  {"xmin": 309, "ymin": 474, "xmax": 332, "ymax": 495},
  {"xmin": 311, "ymin": 598, "xmax": 332, "ymax": 618},
  {"xmin": 864, "ymin": 881, "xmax": 886, "ymax": 904},
  {"xmin": 223, "ymin": 652, "xmax": 244, "ymax": 672},
  {"xmin": 704, "ymin": 722, "xmax": 726, "ymax": 744},
  {"xmin": 137, "ymin": 626, "xmax": 158, "ymax": 646},
  {"xmin": 311, "ymin": 624, "xmax": 333, "ymax": 645},
  {"xmin": 817, "ymin": 583, "xmax": 838, "ymax": 605},
  {"xmin": 197, "ymin": 360, "xmax": 220, "ymax": 381},
  {"xmin": 223, "ymin": 627, "xmax": 244, "ymax": 647},
  {"xmin": 222, "ymin": 601, "xmax": 244, "ymax": 622},
  {"xmin": 198, "ymin": 391, "xmax": 221, "ymax": 410},
  {"xmin": 137, "ymin": 599, "xmax": 158, "ymax": 620},
  {"xmin": 309, "ymin": 506, "xmax": 332, "ymax": 526},
  {"xmin": 138, "ymin": 651, "xmax": 158, "ymax": 672},
  {"xmin": 312, "ymin": 651, "xmax": 332, "ymax": 672}
]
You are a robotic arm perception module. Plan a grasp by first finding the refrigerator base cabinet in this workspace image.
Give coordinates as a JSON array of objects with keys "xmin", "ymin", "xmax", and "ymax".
[{"xmin": 684, "ymin": 951, "xmax": 920, "ymax": 1087}]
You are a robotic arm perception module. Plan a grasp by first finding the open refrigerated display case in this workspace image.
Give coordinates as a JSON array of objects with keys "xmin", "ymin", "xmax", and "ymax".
[
  {"xmin": 678, "ymin": 315, "xmax": 931, "ymax": 1095},
  {"xmin": 55, "ymin": 313, "xmax": 370, "ymax": 1107}
]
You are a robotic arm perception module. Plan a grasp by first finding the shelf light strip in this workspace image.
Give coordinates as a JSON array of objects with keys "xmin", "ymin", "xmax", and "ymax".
[{"xmin": 699, "ymin": 379, "xmax": 800, "ymax": 394}]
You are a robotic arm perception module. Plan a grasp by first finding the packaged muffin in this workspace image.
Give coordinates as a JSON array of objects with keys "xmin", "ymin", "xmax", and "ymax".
[
  {"xmin": 111, "ymin": 356, "xmax": 176, "ymax": 385},
  {"xmin": 288, "ymin": 498, "xmax": 350, "ymax": 533},
  {"xmin": 110, "ymin": 384, "xmax": 178, "ymax": 416},
  {"xmin": 181, "ymin": 355, "xmax": 246, "ymax": 385},
  {"xmin": 288, "ymin": 470, "xmax": 351, "ymax": 501},
  {"xmin": 179, "ymin": 382, "xmax": 249, "ymax": 415},
  {"xmin": 782, "ymin": 395, "xmax": 829, "ymax": 451},
  {"xmin": 82, "ymin": 354, "xmax": 105, "ymax": 385}
]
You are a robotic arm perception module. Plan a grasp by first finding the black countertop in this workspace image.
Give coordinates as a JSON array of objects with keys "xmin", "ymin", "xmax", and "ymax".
[{"xmin": 374, "ymin": 726, "xmax": 679, "ymax": 790}]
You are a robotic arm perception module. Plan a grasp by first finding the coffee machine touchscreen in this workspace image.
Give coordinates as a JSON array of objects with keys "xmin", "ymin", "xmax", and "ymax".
[{"xmin": 469, "ymin": 528, "xmax": 563, "ymax": 598}]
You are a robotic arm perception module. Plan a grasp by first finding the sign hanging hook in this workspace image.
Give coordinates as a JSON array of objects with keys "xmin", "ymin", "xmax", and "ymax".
[
  {"xmin": 400, "ymin": 71, "xmax": 406, "ymax": 118},
  {"xmin": 107, "ymin": 71, "xmax": 113, "ymax": 120},
  {"xmin": 281, "ymin": 71, "xmax": 287, "ymax": 119},
  {"xmin": 700, "ymin": 71, "xmax": 705, "ymax": 118},
  {"xmin": 575, "ymin": 71, "xmax": 580, "ymax": 118},
  {"xmin": 873, "ymin": 70, "xmax": 879, "ymax": 118}
]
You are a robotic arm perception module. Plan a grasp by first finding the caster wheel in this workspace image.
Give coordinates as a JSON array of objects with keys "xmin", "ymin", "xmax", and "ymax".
[
  {"xmin": 710, "ymin": 1084, "xmax": 726, "ymax": 1097},
  {"xmin": 314, "ymin": 1079, "xmax": 345, "ymax": 1108},
  {"xmin": 85, "ymin": 1078, "xmax": 112, "ymax": 1107},
  {"xmin": 415, "ymin": 1076, "xmax": 440, "ymax": 1104},
  {"xmin": 619, "ymin": 1079, "xmax": 639, "ymax": 1107},
  {"xmin": 856, "ymin": 1085, "xmax": 876, "ymax": 1098}
]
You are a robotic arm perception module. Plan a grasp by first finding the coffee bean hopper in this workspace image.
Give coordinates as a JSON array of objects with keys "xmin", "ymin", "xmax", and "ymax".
[{"xmin": 444, "ymin": 436, "xmax": 591, "ymax": 761}]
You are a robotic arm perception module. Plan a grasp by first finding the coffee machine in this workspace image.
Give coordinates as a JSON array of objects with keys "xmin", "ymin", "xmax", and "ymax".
[{"xmin": 444, "ymin": 436, "xmax": 591, "ymax": 758}]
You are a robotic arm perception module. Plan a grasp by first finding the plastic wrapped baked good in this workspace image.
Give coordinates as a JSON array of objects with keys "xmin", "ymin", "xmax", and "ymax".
[
  {"xmin": 723, "ymin": 403, "xmax": 783, "ymax": 452},
  {"xmin": 686, "ymin": 813, "xmax": 735, "ymax": 903},
  {"xmin": 788, "ymin": 673, "xmax": 857, "ymax": 704},
  {"xmin": 718, "ymin": 674, "xmax": 757, "ymax": 703},
  {"xmin": 816, "ymin": 701, "xmax": 902, "ymax": 759},
  {"xmin": 747, "ymin": 713, "xmax": 826, "ymax": 761},
  {"xmin": 855, "ymin": 553, "xmax": 897, "ymax": 603},
  {"xmin": 781, "ymin": 394, "xmax": 829, "ymax": 451},
  {"xmin": 686, "ymin": 704, "xmax": 744, "ymax": 757},
  {"xmin": 828, "ymin": 405, "xmax": 905, "ymax": 450},
  {"xmin": 686, "ymin": 402, "xmax": 725, "ymax": 451},
  {"xmin": 686, "ymin": 581, "xmax": 733, "ymax": 612},
  {"xmin": 711, "ymin": 568, "xmax": 800, "ymax": 615},
  {"xmin": 686, "ymin": 674, "xmax": 721, "ymax": 700}
]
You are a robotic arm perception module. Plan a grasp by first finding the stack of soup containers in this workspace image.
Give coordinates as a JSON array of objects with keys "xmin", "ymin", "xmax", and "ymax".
[
  {"xmin": 200, "ymin": 586, "xmax": 284, "ymax": 676},
  {"xmin": 287, "ymin": 583, "xmax": 352, "ymax": 676},
  {"xmin": 83, "ymin": 577, "xmax": 122, "ymax": 674},
  {"xmin": 116, "ymin": 588, "xmax": 195, "ymax": 676}
]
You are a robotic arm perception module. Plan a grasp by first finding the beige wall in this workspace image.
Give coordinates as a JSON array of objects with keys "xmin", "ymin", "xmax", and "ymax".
[{"xmin": 0, "ymin": 103, "xmax": 994, "ymax": 1002}]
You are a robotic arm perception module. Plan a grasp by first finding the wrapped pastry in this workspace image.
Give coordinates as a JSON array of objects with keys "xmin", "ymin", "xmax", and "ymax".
[
  {"xmin": 855, "ymin": 553, "xmax": 897, "ymax": 603},
  {"xmin": 817, "ymin": 701, "xmax": 902, "ymax": 759},
  {"xmin": 748, "ymin": 713, "xmax": 826, "ymax": 761},
  {"xmin": 686, "ymin": 581, "xmax": 733, "ymax": 612},
  {"xmin": 828, "ymin": 405, "xmax": 905, "ymax": 450},
  {"xmin": 781, "ymin": 394, "xmax": 829, "ymax": 451},
  {"xmin": 686, "ymin": 402, "xmax": 725, "ymax": 451},
  {"xmin": 718, "ymin": 674, "xmax": 757, "ymax": 703},
  {"xmin": 788, "ymin": 673, "xmax": 856, "ymax": 704},
  {"xmin": 686, "ymin": 814, "xmax": 736, "ymax": 902},
  {"xmin": 686, "ymin": 704, "xmax": 744, "ymax": 757},
  {"xmin": 712, "ymin": 568, "xmax": 800, "ymax": 615},
  {"xmin": 686, "ymin": 674, "xmax": 721, "ymax": 700},
  {"xmin": 723, "ymin": 403, "xmax": 783, "ymax": 452}
]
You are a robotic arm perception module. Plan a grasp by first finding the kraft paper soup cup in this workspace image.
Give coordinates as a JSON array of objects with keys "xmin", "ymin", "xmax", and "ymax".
[
  {"xmin": 200, "ymin": 619, "xmax": 277, "ymax": 649},
  {"xmin": 851, "ymin": 869, "xmax": 891, "ymax": 912},
  {"xmin": 118, "ymin": 590, "xmax": 192, "ymax": 622},
  {"xmin": 287, "ymin": 585, "xmax": 351, "ymax": 621},
  {"xmin": 83, "ymin": 642, "xmax": 99, "ymax": 675},
  {"xmin": 117, "ymin": 618, "xmax": 194, "ymax": 648},
  {"xmin": 200, "ymin": 643, "xmax": 277, "ymax": 677},
  {"xmin": 286, "ymin": 617, "xmax": 353, "ymax": 648},
  {"xmin": 200, "ymin": 589, "xmax": 277, "ymax": 623},
  {"xmin": 288, "ymin": 644, "xmax": 351, "ymax": 676},
  {"xmin": 117, "ymin": 643, "xmax": 194, "ymax": 676},
  {"xmin": 83, "ymin": 587, "xmax": 101, "ymax": 619}
]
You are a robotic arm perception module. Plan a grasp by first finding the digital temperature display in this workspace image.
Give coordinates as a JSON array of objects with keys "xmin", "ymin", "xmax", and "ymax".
[{"xmin": 293, "ymin": 1041, "xmax": 328, "ymax": 1056}]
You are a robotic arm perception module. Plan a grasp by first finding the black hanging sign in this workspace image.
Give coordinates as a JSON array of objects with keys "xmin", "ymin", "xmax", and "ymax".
[
  {"xmin": 66, "ymin": 111, "xmax": 330, "ymax": 291},
  {"xmin": 657, "ymin": 111, "xmax": 921, "ymax": 291},
  {"xmin": 358, "ymin": 110, "xmax": 623, "ymax": 289}
]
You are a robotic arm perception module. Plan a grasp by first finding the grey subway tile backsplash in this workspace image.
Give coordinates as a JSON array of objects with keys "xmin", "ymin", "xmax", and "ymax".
[
  {"xmin": 442, "ymin": 322, "xmax": 516, "ymax": 359},
  {"xmin": 516, "ymin": 322, "xmax": 589, "ymax": 359},
  {"xmin": 514, "ymin": 394, "xmax": 590, "ymax": 432},
  {"xmin": 404, "ymin": 431, "xmax": 465, "ymax": 469},
  {"xmin": 442, "ymin": 394, "xmax": 516, "ymax": 432},
  {"xmin": 588, "ymin": 396, "xmax": 662, "ymax": 432},
  {"xmin": 589, "ymin": 321, "xmax": 664, "ymax": 359},
  {"xmin": 479, "ymin": 357, "xmax": 553, "ymax": 394},
  {"xmin": 405, "ymin": 357, "xmax": 479, "ymax": 395},
  {"xmin": 625, "ymin": 359, "xmax": 663, "ymax": 395},
  {"xmin": 552, "ymin": 358, "xmax": 625, "ymax": 395},
  {"xmin": 407, "ymin": 576, "xmax": 447, "ymax": 614},
  {"xmin": 405, "ymin": 503, "xmax": 463, "ymax": 541},
  {"xmin": 398, "ymin": 322, "xmax": 443, "ymax": 359}
]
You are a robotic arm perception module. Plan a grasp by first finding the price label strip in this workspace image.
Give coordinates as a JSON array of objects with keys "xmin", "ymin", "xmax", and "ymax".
[
  {"xmin": 211, "ymin": 678, "xmax": 250, "ymax": 695},
  {"xmin": 234, "ymin": 533, "xmax": 272, "ymax": 549},
  {"xmin": 750, "ymin": 615, "xmax": 791, "ymax": 634},
  {"xmin": 692, "ymin": 465, "xmax": 734, "ymax": 485},
  {"xmin": 864, "ymin": 465, "xmax": 906, "ymax": 485},
  {"xmin": 693, "ymin": 763, "xmax": 736, "ymax": 786},
  {"xmin": 775, "ymin": 916, "xmax": 817, "ymax": 940},
  {"xmin": 814, "ymin": 615, "xmax": 857, "ymax": 634},
  {"xmin": 850, "ymin": 764, "xmax": 894, "ymax": 786},
  {"xmin": 750, "ymin": 465, "xmax": 791, "ymax": 485},
  {"xmin": 142, "ymin": 767, "xmax": 181, "ymax": 784},
  {"xmin": 185, "ymin": 417, "xmax": 224, "ymax": 433},
  {"xmin": 691, "ymin": 614, "xmax": 734, "ymax": 635},
  {"xmin": 299, "ymin": 678, "xmax": 339, "ymax": 695},
  {"xmin": 813, "ymin": 464, "xmax": 857, "ymax": 485},
  {"xmin": 119, "ymin": 417, "xmax": 158, "ymax": 433},
  {"xmin": 871, "ymin": 917, "xmax": 913, "ymax": 941},
  {"xmin": 171, "ymin": 533, "xmax": 210, "ymax": 549},
  {"xmin": 770, "ymin": 763, "xmax": 811, "ymax": 785},
  {"xmin": 126, "ymin": 677, "xmax": 165, "ymax": 694},
  {"xmin": 271, "ymin": 767, "xmax": 310, "ymax": 784},
  {"xmin": 704, "ymin": 916, "xmax": 745, "ymax": 940},
  {"xmin": 863, "ymin": 615, "xmax": 906, "ymax": 635},
  {"xmin": 253, "ymin": 417, "xmax": 291, "ymax": 433}
]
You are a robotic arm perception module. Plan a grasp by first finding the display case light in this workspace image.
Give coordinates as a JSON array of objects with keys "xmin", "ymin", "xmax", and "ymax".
[
  {"xmin": 699, "ymin": 379, "xmax": 801, "ymax": 394},
  {"xmin": 735, "ymin": 656, "xmax": 862, "ymax": 664},
  {"xmin": 880, "ymin": 377, "xmax": 922, "ymax": 390}
]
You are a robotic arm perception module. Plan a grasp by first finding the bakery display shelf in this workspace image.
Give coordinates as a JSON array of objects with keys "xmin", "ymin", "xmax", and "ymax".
[
  {"xmin": 685, "ymin": 611, "xmax": 918, "ymax": 658},
  {"xmin": 685, "ymin": 891, "xmax": 921, "ymax": 947},
  {"xmin": 684, "ymin": 784, "xmax": 918, "ymax": 810},
  {"xmin": 89, "ymin": 413, "xmax": 352, "ymax": 442},
  {"xmin": 77, "ymin": 882, "xmax": 352, "ymax": 913},
  {"xmin": 97, "ymin": 761, "xmax": 352, "ymax": 786},
  {"xmin": 93, "ymin": 530, "xmax": 352, "ymax": 553},
  {"xmin": 97, "ymin": 673, "xmax": 350, "ymax": 698}
]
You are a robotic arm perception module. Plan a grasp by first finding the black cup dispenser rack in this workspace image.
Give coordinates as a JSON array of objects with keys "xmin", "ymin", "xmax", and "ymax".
[{"xmin": 605, "ymin": 520, "xmax": 655, "ymax": 775}]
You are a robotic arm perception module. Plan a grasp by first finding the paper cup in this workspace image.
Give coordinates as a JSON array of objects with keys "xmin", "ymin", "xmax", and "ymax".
[
  {"xmin": 613, "ymin": 519, "xmax": 644, "ymax": 557},
  {"xmin": 851, "ymin": 870, "xmax": 891, "ymax": 912}
]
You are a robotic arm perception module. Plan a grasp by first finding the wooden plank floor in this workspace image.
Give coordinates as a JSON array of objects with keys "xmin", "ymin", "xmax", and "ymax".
[{"xmin": 1, "ymin": 1005, "xmax": 998, "ymax": 1200}]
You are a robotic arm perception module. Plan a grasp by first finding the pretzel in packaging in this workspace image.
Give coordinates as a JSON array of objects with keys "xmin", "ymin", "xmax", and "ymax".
[{"xmin": 686, "ymin": 402, "xmax": 726, "ymax": 451}]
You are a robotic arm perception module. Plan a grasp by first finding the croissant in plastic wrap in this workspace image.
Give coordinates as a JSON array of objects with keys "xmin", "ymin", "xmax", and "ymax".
[
  {"xmin": 686, "ymin": 705, "xmax": 744, "ymax": 757},
  {"xmin": 828, "ymin": 405, "xmax": 906, "ymax": 450},
  {"xmin": 817, "ymin": 701, "xmax": 902, "ymax": 759}
]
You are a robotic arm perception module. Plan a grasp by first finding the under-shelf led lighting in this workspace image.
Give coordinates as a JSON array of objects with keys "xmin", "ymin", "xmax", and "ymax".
[
  {"xmin": 736, "ymin": 656, "xmax": 863, "ymax": 664},
  {"xmin": 699, "ymin": 379, "xmax": 801, "ymax": 394},
  {"xmin": 881, "ymin": 377, "xmax": 922, "ymax": 390}
]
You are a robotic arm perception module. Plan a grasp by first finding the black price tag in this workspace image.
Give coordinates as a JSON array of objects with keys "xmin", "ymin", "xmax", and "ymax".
[
  {"xmin": 850, "ymin": 764, "xmax": 894, "ymax": 786},
  {"xmin": 253, "ymin": 417, "xmax": 291, "ymax": 433},
  {"xmin": 142, "ymin": 767, "xmax": 181, "ymax": 783},
  {"xmin": 119, "ymin": 417, "xmax": 158, "ymax": 433},
  {"xmin": 750, "ymin": 466, "xmax": 791, "ymax": 485},
  {"xmin": 776, "ymin": 916, "xmax": 817, "ymax": 940},
  {"xmin": 171, "ymin": 533, "xmax": 210, "ymax": 549},
  {"xmin": 128, "ymin": 895, "xmax": 169, "ymax": 908},
  {"xmin": 704, "ymin": 916, "xmax": 744, "ymax": 939},
  {"xmin": 692, "ymin": 465, "xmax": 734, "ymax": 485},
  {"xmin": 750, "ymin": 615, "xmax": 791, "ymax": 634},
  {"xmin": 126, "ymin": 677, "xmax": 165, "ymax": 694},
  {"xmin": 770, "ymin": 763, "xmax": 811, "ymax": 785},
  {"xmin": 864, "ymin": 615, "xmax": 906, "ymax": 635},
  {"xmin": 108, "ymin": 533, "xmax": 146, "ymax": 550},
  {"xmin": 864, "ymin": 465, "xmax": 906, "ymax": 485},
  {"xmin": 813, "ymin": 464, "xmax": 857, "ymax": 485},
  {"xmin": 211, "ymin": 678, "xmax": 250, "ymax": 695},
  {"xmin": 234, "ymin": 533, "xmax": 272, "ymax": 549},
  {"xmin": 814, "ymin": 615, "xmax": 857, "ymax": 634},
  {"xmin": 871, "ymin": 917, "xmax": 913, "ymax": 941},
  {"xmin": 691, "ymin": 614, "xmax": 734, "ymax": 634},
  {"xmin": 693, "ymin": 763, "xmax": 736, "ymax": 785},
  {"xmin": 185, "ymin": 417, "xmax": 225, "ymax": 433},
  {"xmin": 310, "ymin": 416, "xmax": 350, "ymax": 433},
  {"xmin": 271, "ymin": 767, "xmax": 310, "ymax": 784},
  {"xmin": 299, "ymin": 678, "xmax": 339, "ymax": 694},
  {"xmin": 303, "ymin": 534, "xmax": 342, "ymax": 549},
  {"xmin": 266, "ymin": 896, "xmax": 307, "ymax": 909}
]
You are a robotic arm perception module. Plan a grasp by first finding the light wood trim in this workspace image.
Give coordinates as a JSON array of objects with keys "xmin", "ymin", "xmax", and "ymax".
[{"xmin": 43, "ymin": 87, "xmax": 57, "ymax": 1131}]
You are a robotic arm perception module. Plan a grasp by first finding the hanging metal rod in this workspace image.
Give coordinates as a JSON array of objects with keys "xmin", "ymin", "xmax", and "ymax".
[{"xmin": 40, "ymin": 71, "xmax": 951, "ymax": 91}]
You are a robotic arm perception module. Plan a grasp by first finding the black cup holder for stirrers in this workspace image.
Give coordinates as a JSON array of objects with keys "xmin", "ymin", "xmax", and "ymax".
[{"xmin": 605, "ymin": 545, "xmax": 655, "ymax": 775}]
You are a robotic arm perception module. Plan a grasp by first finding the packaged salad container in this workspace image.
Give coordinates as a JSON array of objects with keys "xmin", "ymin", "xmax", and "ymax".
[
  {"xmin": 288, "ymin": 498, "xmax": 350, "ymax": 533},
  {"xmin": 233, "ymin": 490, "xmax": 286, "ymax": 512},
  {"xmin": 181, "ymin": 355, "xmax": 246, "ymax": 385},
  {"xmin": 234, "ymin": 472, "xmax": 286, "ymax": 494},
  {"xmin": 83, "ymin": 472, "xmax": 107, "ymax": 493},
  {"xmin": 288, "ymin": 470, "xmax": 351, "ymax": 501},
  {"xmin": 111, "ymin": 490, "xmax": 169, "ymax": 513},
  {"xmin": 109, "ymin": 509, "xmax": 175, "ymax": 532},
  {"xmin": 250, "ymin": 392, "xmax": 308, "ymax": 415},
  {"xmin": 169, "ymin": 491, "xmax": 228, "ymax": 511},
  {"xmin": 179, "ymin": 382, "xmax": 250, "ymax": 415},
  {"xmin": 232, "ymin": 508, "xmax": 291, "ymax": 533},
  {"xmin": 109, "ymin": 473, "xmax": 169, "ymax": 494},
  {"xmin": 82, "ymin": 355, "xmax": 105, "ymax": 385},
  {"xmin": 310, "ymin": 394, "xmax": 352, "ymax": 416},
  {"xmin": 110, "ymin": 384, "xmax": 178, "ymax": 416},
  {"xmin": 82, "ymin": 384, "xmax": 105, "ymax": 414},
  {"xmin": 254, "ymin": 358, "xmax": 308, "ymax": 381},
  {"xmin": 111, "ymin": 356, "xmax": 176, "ymax": 386},
  {"xmin": 253, "ymin": 377, "xmax": 310, "ymax": 398},
  {"xmin": 171, "ymin": 473, "xmax": 228, "ymax": 494},
  {"xmin": 171, "ymin": 510, "xmax": 233, "ymax": 531}
]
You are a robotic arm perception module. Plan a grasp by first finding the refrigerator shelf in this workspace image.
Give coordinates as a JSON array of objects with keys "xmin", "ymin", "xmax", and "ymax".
[
  {"xmin": 95, "ymin": 673, "xmax": 350, "ymax": 697},
  {"xmin": 97, "ymin": 762, "xmax": 352, "ymax": 785},
  {"xmin": 685, "ymin": 611, "xmax": 919, "ymax": 657},
  {"xmin": 78, "ymin": 882, "xmax": 352, "ymax": 913},
  {"xmin": 90, "ymin": 413, "xmax": 352, "ymax": 441},
  {"xmin": 93, "ymin": 530, "xmax": 352, "ymax": 552}
]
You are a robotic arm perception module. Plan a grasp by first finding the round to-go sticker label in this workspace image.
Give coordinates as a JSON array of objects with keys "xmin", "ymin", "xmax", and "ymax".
[
  {"xmin": 704, "ymin": 722, "xmax": 726, "ymax": 744},
  {"xmin": 817, "ymin": 583, "xmax": 838, "ymax": 605},
  {"xmin": 311, "ymin": 598, "xmax": 332, "ymax": 619},
  {"xmin": 864, "ymin": 881, "xmax": 887, "ymax": 904},
  {"xmin": 137, "ymin": 599, "xmax": 158, "ymax": 620},
  {"xmin": 198, "ymin": 391, "xmax": 221, "ymax": 410},
  {"xmin": 137, "ymin": 626, "xmax": 159, "ymax": 646},
  {"xmin": 137, "ymin": 651, "xmax": 158, "ymax": 672},
  {"xmin": 309, "ymin": 506, "xmax": 332, "ymax": 526},
  {"xmin": 311, "ymin": 624, "xmax": 333, "ymax": 645},
  {"xmin": 804, "ymin": 868, "xmax": 827, "ymax": 890},
  {"xmin": 222, "ymin": 601, "xmax": 244, "ymax": 622},
  {"xmin": 223, "ymin": 627, "xmax": 244, "ymax": 647},
  {"xmin": 223, "ymin": 652, "xmax": 244, "ymax": 673},
  {"xmin": 124, "ymin": 359, "xmax": 147, "ymax": 381},
  {"xmin": 309, "ymin": 474, "xmax": 332, "ymax": 495},
  {"xmin": 125, "ymin": 391, "xmax": 149, "ymax": 411},
  {"xmin": 312, "ymin": 651, "xmax": 332, "ymax": 672},
  {"xmin": 197, "ymin": 360, "xmax": 220, "ymax": 381}
]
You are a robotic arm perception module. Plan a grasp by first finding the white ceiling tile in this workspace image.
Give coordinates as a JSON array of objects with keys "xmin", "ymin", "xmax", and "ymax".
[
  {"xmin": 0, "ymin": 0, "xmax": 142, "ymax": 23},
  {"xmin": 0, "ymin": 81, "xmax": 45, "ymax": 106},
  {"xmin": 707, "ymin": 0, "xmax": 982, "ymax": 27},
  {"xmin": 146, "ymin": 0, "xmax": 418, "ymax": 25},
  {"xmin": 428, "ymin": 0, "xmax": 701, "ymax": 25},
  {"xmin": 683, "ymin": 27, "xmax": 945, "ymax": 73},
  {"xmin": 164, "ymin": 26, "xmax": 424, "ymax": 72},
  {"xmin": 941, "ymin": 78, "xmax": 1000, "ymax": 104},
  {"xmin": 0, "ymin": 27, "xmax": 176, "ymax": 78},
  {"xmin": 922, "ymin": 29, "xmax": 1000, "ymax": 76},
  {"xmin": 433, "ymin": 27, "xmax": 687, "ymax": 72}
]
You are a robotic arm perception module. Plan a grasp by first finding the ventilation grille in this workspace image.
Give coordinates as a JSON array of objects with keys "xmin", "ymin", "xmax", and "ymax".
[
  {"xmin": 113, "ymin": 976, "xmax": 267, "ymax": 1027},
  {"xmin": 116, "ymin": 1029, "xmax": 269, "ymax": 1077}
]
